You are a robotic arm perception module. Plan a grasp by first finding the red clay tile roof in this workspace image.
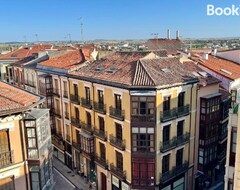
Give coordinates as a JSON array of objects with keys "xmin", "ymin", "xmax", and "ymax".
[
  {"xmin": 70, "ymin": 52, "xmax": 199, "ymax": 87},
  {"xmin": 0, "ymin": 82, "xmax": 40, "ymax": 113},
  {"xmin": 146, "ymin": 39, "xmax": 183, "ymax": 55},
  {"xmin": 38, "ymin": 50, "xmax": 85, "ymax": 70},
  {"xmin": 191, "ymin": 54, "xmax": 240, "ymax": 80},
  {"xmin": 70, "ymin": 52, "xmax": 150, "ymax": 85},
  {"xmin": 0, "ymin": 44, "xmax": 52, "ymax": 60}
]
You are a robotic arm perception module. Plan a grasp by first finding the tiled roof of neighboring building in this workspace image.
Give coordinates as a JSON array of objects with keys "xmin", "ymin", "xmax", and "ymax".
[
  {"xmin": 0, "ymin": 44, "xmax": 52, "ymax": 60},
  {"xmin": 146, "ymin": 38, "xmax": 183, "ymax": 55},
  {"xmin": 70, "ymin": 52, "xmax": 199, "ymax": 87},
  {"xmin": 191, "ymin": 54, "xmax": 240, "ymax": 80},
  {"xmin": 38, "ymin": 50, "xmax": 85, "ymax": 70},
  {"xmin": 0, "ymin": 82, "xmax": 41, "ymax": 115},
  {"xmin": 70, "ymin": 51, "xmax": 147, "ymax": 85}
]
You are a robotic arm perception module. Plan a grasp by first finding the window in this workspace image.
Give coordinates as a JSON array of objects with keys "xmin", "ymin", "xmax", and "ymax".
[
  {"xmin": 162, "ymin": 154, "xmax": 170, "ymax": 173},
  {"xmin": 80, "ymin": 135, "xmax": 94, "ymax": 154},
  {"xmin": 85, "ymin": 87, "xmax": 90, "ymax": 102},
  {"xmin": 177, "ymin": 121, "xmax": 184, "ymax": 137},
  {"xmin": 86, "ymin": 112, "xmax": 92, "ymax": 126},
  {"xmin": 75, "ymin": 107, "xmax": 79, "ymax": 119},
  {"xmin": 163, "ymin": 125, "xmax": 170, "ymax": 142},
  {"xmin": 132, "ymin": 127, "xmax": 155, "ymax": 152},
  {"xmin": 99, "ymin": 117, "xmax": 105, "ymax": 132},
  {"xmin": 98, "ymin": 90, "xmax": 104, "ymax": 104},
  {"xmin": 132, "ymin": 158, "xmax": 155, "ymax": 187},
  {"xmin": 73, "ymin": 84, "xmax": 78, "ymax": 96},
  {"xmin": 116, "ymin": 151, "xmax": 123, "ymax": 171},
  {"xmin": 99, "ymin": 142, "xmax": 106, "ymax": 160},
  {"xmin": 231, "ymin": 90, "xmax": 237, "ymax": 107},
  {"xmin": 115, "ymin": 94, "xmax": 122, "ymax": 110},
  {"xmin": 0, "ymin": 176, "xmax": 14, "ymax": 190},
  {"xmin": 116, "ymin": 123, "xmax": 122, "ymax": 140},
  {"xmin": 0, "ymin": 130, "xmax": 9, "ymax": 153},
  {"xmin": 131, "ymin": 96, "xmax": 155, "ymax": 115},
  {"xmin": 56, "ymin": 119, "xmax": 62, "ymax": 136},
  {"xmin": 163, "ymin": 96, "xmax": 171, "ymax": 111},
  {"xmin": 178, "ymin": 92, "xmax": 185, "ymax": 107},
  {"xmin": 230, "ymin": 127, "xmax": 237, "ymax": 166},
  {"xmin": 176, "ymin": 148, "xmax": 183, "ymax": 167},
  {"xmin": 54, "ymin": 79, "xmax": 59, "ymax": 90}
]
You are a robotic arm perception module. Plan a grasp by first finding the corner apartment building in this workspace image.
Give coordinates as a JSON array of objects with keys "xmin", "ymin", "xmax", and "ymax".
[
  {"xmin": 68, "ymin": 52, "xmax": 199, "ymax": 190},
  {"xmin": 186, "ymin": 51, "xmax": 240, "ymax": 190},
  {"xmin": 0, "ymin": 81, "xmax": 54, "ymax": 190}
]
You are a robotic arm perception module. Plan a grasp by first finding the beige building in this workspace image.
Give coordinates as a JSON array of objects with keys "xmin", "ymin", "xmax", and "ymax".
[{"xmin": 0, "ymin": 81, "xmax": 54, "ymax": 190}]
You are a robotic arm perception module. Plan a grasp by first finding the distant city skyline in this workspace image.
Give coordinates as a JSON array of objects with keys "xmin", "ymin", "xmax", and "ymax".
[{"xmin": 0, "ymin": 0, "xmax": 240, "ymax": 42}]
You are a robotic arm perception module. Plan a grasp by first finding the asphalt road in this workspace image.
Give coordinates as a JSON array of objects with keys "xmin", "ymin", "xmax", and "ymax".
[{"xmin": 53, "ymin": 168, "xmax": 76, "ymax": 190}]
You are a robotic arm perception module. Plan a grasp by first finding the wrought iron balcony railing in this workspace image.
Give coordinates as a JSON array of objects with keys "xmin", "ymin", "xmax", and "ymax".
[
  {"xmin": 93, "ymin": 102, "xmax": 106, "ymax": 114},
  {"xmin": 70, "ymin": 94, "xmax": 80, "ymax": 105},
  {"xmin": 53, "ymin": 88, "xmax": 60, "ymax": 96},
  {"xmin": 72, "ymin": 142, "xmax": 81, "ymax": 151},
  {"xmin": 109, "ymin": 106, "xmax": 125, "ymax": 121},
  {"xmin": 110, "ymin": 163, "xmax": 126, "ymax": 180},
  {"xmin": 81, "ymin": 98, "xmax": 92, "ymax": 109},
  {"xmin": 63, "ymin": 90, "xmax": 68, "ymax": 98},
  {"xmin": 93, "ymin": 128, "xmax": 107, "ymax": 141},
  {"xmin": 109, "ymin": 134, "xmax": 126, "ymax": 150},
  {"xmin": 81, "ymin": 122, "xmax": 93, "ymax": 134},
  {"xmin": 160, "ymin": 108, "xmax": 177, "ymax": 122},
  {"xmin": 160, "ymin": 137, "xmax": 177, "ymax": 152},
  {"xmin": 177, "ymin": 104, "xmax": 190, "ymax": 117},
  {"xmin": 0, "ymin": 150, "xmax": 14, "ymax": 168},
  {"xmin": 95, "ymin": 154, "xmax": 108, "ymax": 169},
  {"xmin": 71, "ymin": 117, "xmax": 81, "ymax": 128},
  {"xmin": 176, "ymin": 132, "xmax": 190, "ymax": 146},
  {"xmin": 160, "ymin": 133, "xmax": 190, "ymax": 152},
  {"xmin": 160, "ymin": 161, "xmax": 189, "ymax": 183}
]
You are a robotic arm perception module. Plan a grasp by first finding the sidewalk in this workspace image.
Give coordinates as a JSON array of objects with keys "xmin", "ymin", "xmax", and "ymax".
[{"xmin": 53, "ymin": 157, "xmax": 96, "ymax": 190}]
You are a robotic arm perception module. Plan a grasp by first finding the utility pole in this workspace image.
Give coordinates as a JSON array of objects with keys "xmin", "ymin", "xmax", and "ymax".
[
  {"xmin": 151, "ymin": 33, "xmax": 159, "ymax": 50},
  {"xmin": 67, "ymin": 33, "xmax": 72, "ymax": 43},
  {"xmin": 34, "ymin": 34, "xmax": 39, "ymax": 43},
  {"xmin": 78, "ymin": 17, "xmax": 83, "ymax": 43}
]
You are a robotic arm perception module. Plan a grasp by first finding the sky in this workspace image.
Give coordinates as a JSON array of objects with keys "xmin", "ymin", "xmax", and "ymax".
[{"xmin": 0, "ymin": 0, "xmax": 240, "ymax": 42}]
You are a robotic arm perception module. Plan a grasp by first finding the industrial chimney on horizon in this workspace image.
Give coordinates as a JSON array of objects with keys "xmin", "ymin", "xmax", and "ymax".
[
  {"xmin": 176, "ymin": 30, "xmax": 180, "ymax": 39},
  {"xmin": 167, "ymin": 29, "xmax": 170, "ymax": 39}
]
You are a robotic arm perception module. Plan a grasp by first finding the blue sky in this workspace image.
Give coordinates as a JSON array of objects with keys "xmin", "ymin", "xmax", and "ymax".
[{"xmin": 0, "ymin": 0, "xmax": 239, "ymax": 42}]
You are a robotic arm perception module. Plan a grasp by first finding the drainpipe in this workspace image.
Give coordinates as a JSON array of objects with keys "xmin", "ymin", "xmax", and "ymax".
[{"xmin": 19, "ymin": 119, "xmax": 29, "ymax": 190}]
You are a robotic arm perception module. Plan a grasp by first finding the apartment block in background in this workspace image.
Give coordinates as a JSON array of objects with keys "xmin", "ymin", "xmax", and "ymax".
[{"xmin": 0, "ymin": 81, "xmax": 54, "ymax": 190}]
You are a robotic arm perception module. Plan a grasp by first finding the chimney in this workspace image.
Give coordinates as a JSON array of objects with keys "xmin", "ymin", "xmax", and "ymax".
[
  {"xmin": 167, "ymin": 29, "xmax": 171, "ymax": 39},
  {"xmin": 211, "ymin": 49, "xmax": 217, "ymax": 56},
  {"xmin": 203, "ymin": 52, "xmax": 208, "ymax": 60},
  {"xmin": 176, "ymin": 30, "xmax": 180, "ymax": 39}
]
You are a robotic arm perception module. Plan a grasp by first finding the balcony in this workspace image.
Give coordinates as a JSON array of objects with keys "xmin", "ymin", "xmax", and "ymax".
[
  {"xmin": 25, "ymin": 80, "xmax": 35, "ymax": 87},
  {"xmin": 177, "ymin": 104, "xmax": 190, "ymax": 117},
  {"xmin": 72, "ymin": 142, "xmax": 81, "ymax": 151},
  {"xmin": 81, "ymin": 122, "xmax": 93, "ymax": 134},
  {"xmin": 131, "ymin": 114, "xmax": 155, "ymax": 123},
  {"xmin": 81, "ymin": 98, "xmax": 92, "ymax": 109},
  {"xmin": 160, "ymin": 161, "xmax": 189, "ymax": 184},
  {"xmin": 53, "ymin": 88, "xmax": 60, "ymax": 97},
  {"xmin": 52, "ymin": 135, "xmax": 64, "ymax": 150},
  {"xmin": 218, "ymin": 150, "xmax": 226, "ymax": 161},
  {"xmin": 160, "ymin": 108, "xmax": 177, "ymax": 122},
  {"xmin": 65, "ymin": 112, "xmax": 69, "ymax": 120},
  {"xmin": 219, "ymin": 132, "xmax": 228, "ymax": 143},
  {"xmin": 0, "ymin": 150, "xmax": 14, "ymax": 168},
  {"xmin": 63, "ymin": 91, "xmax": 68, "ymax": 98},
  {"xmin": 160, "ymin": 137, "xmax": 177, "ymax": 153},
  {"xmin": 110, "ymin": 163, "xmax": 126, "ymax": 180},
  {"xmin": 53, "ymin": 109, "xmax": 61, "ymax": 118},
  {"xmin": 109, "ymin": 134, "xmax": 126, "ymax": 150},
  {"xmin": 93, "ymin": 102, "xmax": 106, "ymax": 114},
  {"xmin": 66, "ymin": 134, "xmax": 71, "ymax": 143},
  {"xmin": 109, "ymin": 106, "xmax": 125, "ymax": 121},
  {"xmin": 93, "ymin": 128, "xmax": 107, "ymax": 141},
  {"xmin": 95, "ymin": 154, "xmax": 108, "ymax": 169},
  {"xmin": 70, "ymin": 94, "xmax": 80, "ymax": 105},
  {"xmin": 176, "ymin": 132, "xmax": 190, "ymax": 146},
  {"xmin": 71, "ymin": 117, "xmax": 81, "ymax": 128},
  {"xmin": 160, "ymin": 133, "xmax": 190, "ymax": 153}
]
